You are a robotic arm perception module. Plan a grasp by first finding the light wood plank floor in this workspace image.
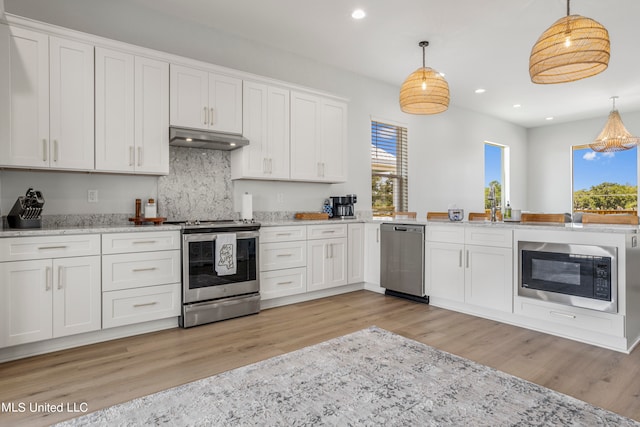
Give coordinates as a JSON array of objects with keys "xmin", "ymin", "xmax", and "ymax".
[{"xmin": 1, "ymin": 290, "xmax": 639, "ymax": 426}]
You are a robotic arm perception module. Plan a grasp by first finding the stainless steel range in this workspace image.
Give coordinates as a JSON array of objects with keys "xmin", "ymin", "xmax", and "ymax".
[{"xmin": 166, "ymin": 220, "xmax": 260, "ymax": 328}]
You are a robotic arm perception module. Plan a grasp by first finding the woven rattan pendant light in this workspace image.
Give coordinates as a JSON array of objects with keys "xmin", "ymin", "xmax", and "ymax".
[
  {"xmin": 529, "ymin": 0, "xmax": 609, "ymax": 84},
  {"xmin": 590, "ymin": 97, "xmax": 640, "ymax": 152},
  {"xmin": 399, "ymin": 41, "xmax": 449, "ymax": 114}
]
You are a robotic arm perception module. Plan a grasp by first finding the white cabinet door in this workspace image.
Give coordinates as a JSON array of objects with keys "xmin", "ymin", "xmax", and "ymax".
[
  {"xmin": 290, "ymin": 91, "xmax": 347, "ymax": 183},
  {"xmin": 52, "ymin": 256, "xmax": 101, "ymax": 337},
  {"xmin": 208, "ymin": 73, "xmax": 242, "ymax": 134},
  {"xmin": 425, "ymin": 242, "xmax": 465, "ymax": 302},
  {"xmin": 49, "ymin": 36, "xmax": 94, "ymax": 170},
  {"xmin": 364, "ymin": 223, "xmax": 381, "ymax": 286},
  {"xmin": 290, "ymin": 91, "xmax": 321, "ymax": 181},
  {"xmin": 170, "ymin": 64, "xmax": 209, "ymax": 129},
  {"xmin": 95, "ymin": 47, "xmax": 135, "ymax": 172},
  {"xmin": 465, "ymin": 245, "xmax": 513, "ymax": 312},
  {"xmin": 348, "ymin": 223, "xmax": 365, "ymax": 284},
  {"xmin": 233, "ymin": 82, "xmax": 291, "ymax": 180},
  {"xmin": 134, "ymin": 56, "xmax": 169, "ymax": 174},
  {"xmin": 96, "ymin": 50, "xmax": 168, "ymax": 174},
  {"xmin": 307, "ymin": 238, "xmax": 347, "ymax": 292},
  {"xmin": 0, "ymin": 259, "xmax": 52, "ymax": 347},
  {"xmin": 320, "ymin": 99, "xmax": 347, "ymax": 182},
  {"xmin": 236, "ymin": 81, "xmax": 268, "ymax": 177},
  {"xmin": 1, "ymin": 26, "xmax": 49, "ymax": 168}
]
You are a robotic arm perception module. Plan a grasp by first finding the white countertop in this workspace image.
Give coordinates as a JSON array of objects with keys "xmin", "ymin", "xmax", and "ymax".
[
  {"xmin": 0, "ymin": 223, "xmax": 182, "ymax": 238},
  {"xmin": 371, "ymin": 218, "xmax": 639, "ymax": 234}
]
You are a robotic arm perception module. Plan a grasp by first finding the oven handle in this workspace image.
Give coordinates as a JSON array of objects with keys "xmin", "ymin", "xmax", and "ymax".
[{"xmin": 183, "ymin": 230, "xmax": 259, "ymax": 242}]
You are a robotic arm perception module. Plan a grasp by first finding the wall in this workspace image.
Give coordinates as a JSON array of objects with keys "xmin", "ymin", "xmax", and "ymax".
[
  {"xmin": 2, "ymin": 0, "xmax": 529, "ymax": 220},
  {"xmin": 527, "ymin": 111, "xmax": 640, "ymax": 213}
]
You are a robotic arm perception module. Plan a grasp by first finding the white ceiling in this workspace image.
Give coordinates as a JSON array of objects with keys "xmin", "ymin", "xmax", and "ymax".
[{"xmin": 89, "ymin": 1, "xmax": 640, "ymax": 128}]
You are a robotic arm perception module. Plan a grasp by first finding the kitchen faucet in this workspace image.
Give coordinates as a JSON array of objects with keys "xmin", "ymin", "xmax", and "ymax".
[{"xmin": 488, "ymin": 184, "xmax": 497, "ymax": 222}]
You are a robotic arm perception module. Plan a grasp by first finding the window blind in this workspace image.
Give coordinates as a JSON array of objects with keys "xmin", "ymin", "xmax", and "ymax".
[{"xmin": 371, "ymin": 121, "xmax": 408, "ymax": 216}]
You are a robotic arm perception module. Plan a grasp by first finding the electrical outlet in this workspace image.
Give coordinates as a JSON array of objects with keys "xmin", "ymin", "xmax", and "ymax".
[{"xmin": 88, "ymin": 189, "xmax": 98, "ymax": 203}]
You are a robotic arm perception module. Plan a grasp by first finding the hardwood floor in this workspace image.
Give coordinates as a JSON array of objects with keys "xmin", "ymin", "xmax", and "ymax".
[{"xmin": 1, "ymin": 290, "xmax": 639, "ymax": 426}]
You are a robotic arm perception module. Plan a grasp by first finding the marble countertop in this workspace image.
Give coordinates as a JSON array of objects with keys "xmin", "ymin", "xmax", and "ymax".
[
  {"xmin": 259, "ymin": 218, "xmax": 365, "ymax": 227},
  {"xmin": 0, "ymin": 223, "xmax": 182, "ymax": 238}
]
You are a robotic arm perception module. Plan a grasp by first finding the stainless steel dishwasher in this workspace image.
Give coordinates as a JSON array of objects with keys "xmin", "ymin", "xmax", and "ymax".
[{"xmin": 380, "ymin": 222, "xmax": 429, "ymax": 303}]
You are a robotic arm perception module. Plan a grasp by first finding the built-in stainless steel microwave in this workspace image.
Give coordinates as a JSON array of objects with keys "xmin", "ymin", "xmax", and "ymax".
[{"xmin": 519, "ymin": 241, "xmax": 617, "ymax": 313}]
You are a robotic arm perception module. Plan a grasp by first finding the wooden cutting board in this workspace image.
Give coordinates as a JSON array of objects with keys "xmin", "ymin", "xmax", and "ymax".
[{"xmin": 294, "ymin": 212, "xmax": 329, "ymax": 220}]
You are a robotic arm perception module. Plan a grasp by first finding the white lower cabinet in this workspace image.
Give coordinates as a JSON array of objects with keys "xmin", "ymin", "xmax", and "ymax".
[
  {"xmin": 260, "ymin": 267, "xmax": 307, "ymax": 300},
  {"xmin": 259, "ymin": 225, "xmax": 307, "ymax": 300},
  {"xmin": 101, "ymin": 231, "xmax": 181, "ymax": 328},
  {"xmin": 307, "ymin": 237, "xmax": 347, "ymax": 292},
  {"xmin": 347, "ymin": 223, "xmax": 364, "ymax": 284},
  {"xmin": 0, "ymin": 235, "xmax": 101, "ymax": 348},
  {"xmin": 260, "ymin": 223, "xmax": 360, "ymax": 301},
  {"xmin": 426, "ymin": 226, "xmax": 513, "ymax": 313},
  {"xmin": 364, "ymin": 223, "xmax": 381, "ymax": 286}
]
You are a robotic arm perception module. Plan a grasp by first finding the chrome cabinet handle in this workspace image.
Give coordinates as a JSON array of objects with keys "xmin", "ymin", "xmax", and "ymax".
[
  {"xmin": 132, "ymin": 267, "xmax": 158, "ymax": 272},
  {"xmin": 276, "ymin": 281, "xmax": 293, "ymax": 286},
  {"xmin": 42, "ymin": 139, "xmax": 47, "ymax": 162},
  {"xmin": 466, "ymin": 250, "xmax": 470, "ymax": 268},
  {"xmin": 133, "ymin": 301, "xmax": 157, "ymax": 308},
  {"xmin": 459, "ymin": 250, "xmax": 463, "ymax": 268},
  {"xmin": 376, "ymin": 227, "xmax": 379, "ymax": 243},
  {"xmin": 132, "ymin": 240, "xmax": 157, "ymax": 244},
  {"xmin": 53, "ymin": 140, "xmax": 58, "ymax": 162},
  {"xmin": 45, "ymin": 266, "xmax": 51, "ymax": 291},
  {"xmin": 322, "ymin": 230, "xmax": 335, "ymax": 234},
  {"xmin": 38, "ymin": 245, "xmax": 68, "ymax": 250},
  {"xmin": 203, "ymin": 106, "xmax": 208, "ymax": 125},
  {"xmin": 129, "ymin": 146, "xmax": 134, "ymax": 166},
  {"xmin": 276, "ymin": 253, "xmax": 293, "ymax": 257},
  {"xmin": 210, "ymin": 107, "xmax": 215, "ymax": 126},
  {"xmin": 58, "ymin": 266, "xmax": 63, "ymax": 290},
  {"xmin": 550, "ymin": 311, "xmax": 577, "ymax": 319}
]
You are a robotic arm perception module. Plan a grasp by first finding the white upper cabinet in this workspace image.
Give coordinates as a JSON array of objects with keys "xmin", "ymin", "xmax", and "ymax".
[
  {"xmin": 290, "ymin": 91, "xmax": 347, "ymax": 183},
  {"xmin": 95, "ymin": 47, "xmax": 169, "ymax": 174},
  {"xmin": 0, "ymin": 27, "xmax": 94, "ymax": 170},
  {"xmin": 170, "ymin": 64, "xmax": 242, "ymax": 134},
  {"xmin": 231, "ymin": 81, "xmax": 290, "ymax": 179}
]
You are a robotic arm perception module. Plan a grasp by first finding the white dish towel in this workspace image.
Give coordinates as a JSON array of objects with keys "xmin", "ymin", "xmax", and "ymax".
[{"xmin": 215, "ymin": 233, "xmax": 237, "ymax": 276}]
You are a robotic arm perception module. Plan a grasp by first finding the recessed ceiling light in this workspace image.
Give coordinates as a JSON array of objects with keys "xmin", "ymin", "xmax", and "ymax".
[
  {"xmin": 513, "ymin": 104, "xmax": 521, "ymax": 108},
  {"xmin": 351, "ymin": 9, "xmax": 366, "ymax": 19},
  {"xmin": 185, "ymin": 138, "xmax": 193, "ymax": 142},
  {"xmin": 474, "ymin": 88, "xmax": 486, "ymax": 94},
  {"xmin": 545, "ymin": 116, "xmax": 554, "ymax": 121}
]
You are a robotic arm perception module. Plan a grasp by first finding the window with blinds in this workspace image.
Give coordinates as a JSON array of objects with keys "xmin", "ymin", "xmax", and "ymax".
[{"xmin": 371, "ymin": 120, "xmax": 408, "ymax": 217}]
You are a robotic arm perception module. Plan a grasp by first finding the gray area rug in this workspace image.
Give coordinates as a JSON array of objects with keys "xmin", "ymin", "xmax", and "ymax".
[{"xmin": 56, "ymin": 326, "xmax": 638, "ymax": 426}]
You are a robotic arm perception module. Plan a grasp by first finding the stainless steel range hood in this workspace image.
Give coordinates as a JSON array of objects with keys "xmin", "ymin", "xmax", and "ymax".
[{"xmin": 169, "ymin": 127, "xmax": 249, "ymax": 150}]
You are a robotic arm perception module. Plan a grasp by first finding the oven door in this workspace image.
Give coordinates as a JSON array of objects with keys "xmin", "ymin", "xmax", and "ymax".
[
  {"xmin": 518, "ymin": 241, "xmax": 617, "ymax": 313},
  {"xmin": 182, "ymin": 230, "xmax": 259, "ymax": 304}
]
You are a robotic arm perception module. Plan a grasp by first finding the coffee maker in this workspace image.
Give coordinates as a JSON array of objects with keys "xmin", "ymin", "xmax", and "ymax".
[{"xmin": 330, "ymin": 194, "xmax": 357, "ymax": 219}]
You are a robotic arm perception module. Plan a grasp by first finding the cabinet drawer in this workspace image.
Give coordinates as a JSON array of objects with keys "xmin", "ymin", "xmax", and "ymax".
[
  {"xmin": 516, "ymin": 299, "xmax": 624, "ymax": 337},
  {"xmin": 0, "ymin": 234, "xmax": 100, "ymax": 262},
  {"xmin": 260, "ymin": 226, "xmax": 307, "ymax": 243},
  {"xmin": 102, "ymin": 250, "xmax": 181, "ymax": 291},
  {"xmin": 306, "ymin": 224, "xmax": 347, "ymax": 240},
  {"xmin": 427, "ymin": 226, "xmax": 465, "ymax": 244},
  {"xmin": 101, "ymin": 231, "xmax": 180, "ymax": 254},
  {"xmin": 102, "ymin": 283, "xmax": 181, "ymax": 328},
  {"xmin": 260, "ymin": 241, "xmax": 306, "ymax": 271},
  {"xmin": 465, "ymin": 227, "xmax": 512, "ymax": 248},
  {"xmin": 261, "ymin": 267, "xmax": 307, "ymax": 300}
]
